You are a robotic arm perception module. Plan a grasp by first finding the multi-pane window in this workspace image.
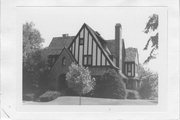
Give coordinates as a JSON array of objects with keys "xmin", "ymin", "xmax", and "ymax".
[
  {"xmin": 127, "ymin": 64, "xmax": 131, "ymax": 76},
  {"xmin": 83, "ymin": 55, "xmax": 92, "ymax": 66},
  {"xmin": 125, "ymin": 62, "xmax": 135, "ymax": 77}
]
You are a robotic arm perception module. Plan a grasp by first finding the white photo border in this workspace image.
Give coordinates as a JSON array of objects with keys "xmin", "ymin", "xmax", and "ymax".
[{"xmin": 1, "ymin": 0, "xmax": 179, "ymax": 120}]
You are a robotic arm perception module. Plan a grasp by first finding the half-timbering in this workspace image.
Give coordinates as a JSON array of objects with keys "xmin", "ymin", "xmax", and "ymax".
[{"xmin": 46, "ymin": 23, "xmax": 141, "ymax": 90}]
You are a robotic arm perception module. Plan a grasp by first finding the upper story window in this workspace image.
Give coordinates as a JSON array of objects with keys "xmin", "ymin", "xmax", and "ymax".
[
  {"xmin": 79, "ymin": 38, "xmax": 84, "ymax": 45},
  {"xmin": 125, "ymin": 62, "xmax": 135, "ymax": 77},
  {"xmin": 62, "ymin": 57, "xmax": 66, "ymax": 66},
  {"xmin": 83, "ymin": 55, "xmax": 92, "ymax": 66}
]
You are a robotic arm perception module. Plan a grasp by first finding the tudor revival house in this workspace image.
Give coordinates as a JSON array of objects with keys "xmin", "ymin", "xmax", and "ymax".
[{"xmin": 46, "ymin": 23, "xmax": 140, "ymax": 90}]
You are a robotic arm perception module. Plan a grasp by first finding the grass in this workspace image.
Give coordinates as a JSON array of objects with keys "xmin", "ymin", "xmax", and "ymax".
[{"xmin": 23, "ymin": 96, "xmax": 157, "ymax": 105}]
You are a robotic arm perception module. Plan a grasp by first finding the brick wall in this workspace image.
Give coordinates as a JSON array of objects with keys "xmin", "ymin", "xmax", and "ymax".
[{"xmin": 48, "ymin": 49, "xmax": 75, "ymax": 90}]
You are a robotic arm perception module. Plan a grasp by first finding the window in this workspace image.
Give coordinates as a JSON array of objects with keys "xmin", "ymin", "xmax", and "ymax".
[
  {"xmin": 83, "ymin": 55, "xmax": 92, "ymax": 66},
  {"xmin": 79, "ymin": 38, "xmax": 84, "ymax": 45},
  {"xmin": 127, "ymin": 63, "xmax": 132, "ymax": 76},
  {"xmin": 62, "ymin": 57, "xmax": 66, "ymax": 66},
  {"xmin": 126, "ymin": 63, "xmax": 135, "ymax": 77}
]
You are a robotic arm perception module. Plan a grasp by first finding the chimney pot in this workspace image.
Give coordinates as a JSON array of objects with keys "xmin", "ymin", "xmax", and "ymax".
[{"xmin": 62, "ymin": 34, "xmax": 69, "ymax": 37}]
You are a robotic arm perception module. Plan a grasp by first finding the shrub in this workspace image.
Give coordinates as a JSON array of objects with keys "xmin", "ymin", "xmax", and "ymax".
[
  {"xmin": 66, "ymin": 63, "xmax": 96, "ymax": 96},
  {"xmin": 94, "ymin": 69, "xmax": 126, "ymax": 99},
  {"xmin": 138, "ymin": 73, "xmax": 158, "ymax": 99},
  {"xmin": 39, "ymin": 91, "xmax": 61, "ymax": 102},
  {"xmin": 23, "ymin": 93, "xmax": 36, "ymax": 101},
  {"xmin": 126, "ymin": 90, "xmax": 139, "ymax": 99}
]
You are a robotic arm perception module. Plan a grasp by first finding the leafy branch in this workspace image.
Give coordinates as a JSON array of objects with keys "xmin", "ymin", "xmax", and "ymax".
[{"xmin": 143, "ymin": 14, "xmax": 159, "ymax": 64}]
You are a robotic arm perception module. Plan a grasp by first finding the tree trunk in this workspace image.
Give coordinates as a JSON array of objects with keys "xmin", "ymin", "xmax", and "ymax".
[{"xmin": 79, "ymin": 94, "xmax": 81, "ymax": 105}]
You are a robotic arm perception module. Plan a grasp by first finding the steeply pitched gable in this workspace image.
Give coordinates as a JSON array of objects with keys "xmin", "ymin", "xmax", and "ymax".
[{"xmin": 68, "ymin": 23, "xmax": 118, "ymax": 68}]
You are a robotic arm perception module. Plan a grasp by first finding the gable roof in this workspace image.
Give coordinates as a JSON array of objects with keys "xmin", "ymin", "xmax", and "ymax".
[
  {"xmin": 47, "ymin": 36, "xmax": 75, "ymax": 55},
  {"xmin": 49, "ymin": 47, "xmax": 77, "ymax": 77},
  {"xmin": 84, "ymin": 24, "xmax": 118, "ymax": 68},
  {"xmin": 85, "ymin": 24, "xmax": 112, "ymax": 55},
  {"xmin": 59, "ymin": 47, "xmax": 77, "ymax": 62},
  {"xmin": 125, "ymin": 47, "xmax": 138, "ymax": 62}
]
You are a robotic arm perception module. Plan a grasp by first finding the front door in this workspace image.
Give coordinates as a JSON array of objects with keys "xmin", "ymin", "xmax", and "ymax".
[{"xmin": 58, "ymin": 74, "xmax": 67, "ymax": 91}]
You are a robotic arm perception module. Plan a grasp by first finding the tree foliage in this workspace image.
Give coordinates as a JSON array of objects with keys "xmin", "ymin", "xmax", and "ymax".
[
  {"xmin": 138, "ymin": 65, "xmax": 158, "ymax": 100},
  {"xmin": 23, "ymin": 22, "xmax": 44, "ymax": 65},
  {"xmin": 66, "ymin": 63, "xmax": 95, "ymax": 96},
  {"xmin": 143, "ymin": 14, "xmax": 158, "ymax": 64},
  {"xmin": 94, "ymin": 69, "xmax": 126, "ymax": 99},
  {"xmin": 23, "ymin": 22, "xmax": 48, "ymax": 94}
]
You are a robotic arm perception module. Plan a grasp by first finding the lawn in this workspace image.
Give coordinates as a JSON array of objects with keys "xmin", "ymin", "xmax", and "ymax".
[{"xmin": 23, "ymin": 96, "xmax": 157, "ymax": 105}]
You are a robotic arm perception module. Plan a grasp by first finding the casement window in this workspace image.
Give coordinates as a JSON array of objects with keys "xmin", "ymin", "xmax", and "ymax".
[
  {"xmin": 62, "ymin": 57, "xmax": 66, "ymax": 66},
  {"xmin": 83, "ymin": 55, "xmax": 92, "ymax": 66},
  {"xmin": 127, "ymin": 64, "xmax": 132, "ymax": 76},
  {"xmin": 126, "ymin": 62, "xmax": 135, "ymax": 77},
  {"xmin": 79, "ymin": 38, "xmax": 84, "ymax": 45}
]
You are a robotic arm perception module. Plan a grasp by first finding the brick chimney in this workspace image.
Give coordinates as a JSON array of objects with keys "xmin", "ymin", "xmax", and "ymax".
[{"xmin": 115, "ymin": 23, "xmax": 122, "ymax": 71}]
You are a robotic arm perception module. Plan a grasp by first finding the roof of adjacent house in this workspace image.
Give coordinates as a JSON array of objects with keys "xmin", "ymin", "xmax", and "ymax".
[{"xmin": 125, "ymin": 47, "xmax": 138, "ymax": 62}]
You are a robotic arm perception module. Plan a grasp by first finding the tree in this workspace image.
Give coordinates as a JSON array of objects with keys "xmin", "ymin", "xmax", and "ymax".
[
  {"xmin": 138, "ymin": 65, "xmax": 158, "ymax": 100},
  {"xmin": 66, "ymin": 63, "xmax": 95, "ymax": 104},
  {"xmin": 94, "ymin": 69, "xmax": 126, "ymax": 99},
  {"xmin": 143, "ymin": 14, "xmax": 158, "ymax": 64},
  {"xmin": 23, "ymin": 22, "xmax": 44, "ymax": 65},
  {"xmin": 23, "ymin": 22, "xmax": 48, "ymax": 97}
]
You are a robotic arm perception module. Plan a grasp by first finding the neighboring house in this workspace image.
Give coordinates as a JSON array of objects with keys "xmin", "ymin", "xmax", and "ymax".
[{"xmin": 46, "ymin": 23, "xmax": 140, "ymax": 90}]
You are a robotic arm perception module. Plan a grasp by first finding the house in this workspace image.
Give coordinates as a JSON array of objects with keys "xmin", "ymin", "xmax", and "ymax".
[{"xmin": 46, "ymin": 23, "xmax": 140, "ymax": 91}]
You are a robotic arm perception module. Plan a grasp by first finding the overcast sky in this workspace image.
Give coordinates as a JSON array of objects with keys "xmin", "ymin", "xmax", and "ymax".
[{"xmin": 19, "ymin": 7, "xmax": 164, "ymax": 71}]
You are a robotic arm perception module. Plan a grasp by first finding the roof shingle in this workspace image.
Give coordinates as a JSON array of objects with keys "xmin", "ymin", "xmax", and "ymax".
[
  {"xmin": 47, "ymin": 36, "xmax": 75, "ymax": 55},
  {"xmin": 125, "ymin": 47, "xmax": 138, "ymax": 62}
]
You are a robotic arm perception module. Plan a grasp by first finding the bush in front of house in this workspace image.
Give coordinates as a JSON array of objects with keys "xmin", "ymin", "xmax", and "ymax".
[
  {"xmin": 138, "ymin": 73, "xmax": 158, "ymax": 100},
  {"xmin": 126, "ymin": 90, "xmax": 140, "ymax": 99},
  {"xmin": 94, "ymin": 69, "xmax": 126, "ymax": 99},
  {"xmin": 66, "ymin": 63, "xmax": 96, "ymax": 97},
  {"xmin": 23, "ymin": 93, "xmax": 36, "ymax": 101},
  {"xmin": 39, "ymin": 91, "xmax": 61, "ymax": 102}
]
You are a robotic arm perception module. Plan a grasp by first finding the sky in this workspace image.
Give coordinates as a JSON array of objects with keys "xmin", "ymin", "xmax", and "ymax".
[{"xmin": 19, "ymin": 7, "xmax": 164, "ymax": 72}]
